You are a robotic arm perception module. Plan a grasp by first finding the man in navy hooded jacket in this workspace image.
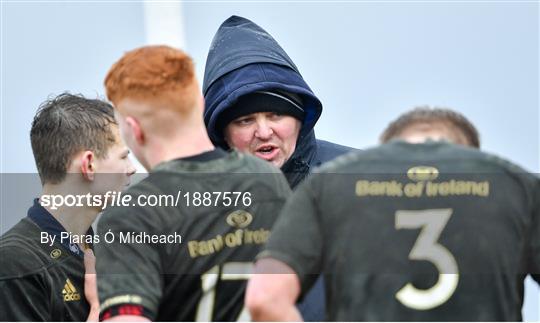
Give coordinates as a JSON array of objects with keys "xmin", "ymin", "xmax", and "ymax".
[{"xmin": 203, "ymin": 15, "xmax": 356, "ymax": 320}]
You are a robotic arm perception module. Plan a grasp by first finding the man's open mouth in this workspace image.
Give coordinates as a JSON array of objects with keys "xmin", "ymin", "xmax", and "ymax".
[
  {"xmin": 254, "ymin": 145, "xmax": 279, "ymax": 160},
  {"xmin": 257, "ymin": 145, "xmax": 276, "ymax": 154}
]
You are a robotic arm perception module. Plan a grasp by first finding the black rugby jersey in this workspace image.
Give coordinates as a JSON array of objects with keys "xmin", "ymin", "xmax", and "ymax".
[
  {"xmin": 0, "ymin": 199, "xmax": 92, "ymax": 321},
  {"xmin": 96, "ymin": 150, "xmax": 291, "ymax": 321},
  {"xmin": 261, "ymin": 141, "xmax": 540, "ymax": 321}
]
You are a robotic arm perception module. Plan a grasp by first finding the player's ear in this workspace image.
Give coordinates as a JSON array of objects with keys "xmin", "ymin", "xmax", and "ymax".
[
  {"xmin": 80, "ymin": 151, "xmax": 95, "ymax": 181},
  {"xmin": 126, "ymin": 116, "xmax": 144, "ymax": 145}
]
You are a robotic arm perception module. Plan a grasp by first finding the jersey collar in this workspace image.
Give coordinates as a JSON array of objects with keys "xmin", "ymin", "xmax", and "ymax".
[{"xmin": 27, "ymin": 198, "xmax": 93, "ymax": 258}]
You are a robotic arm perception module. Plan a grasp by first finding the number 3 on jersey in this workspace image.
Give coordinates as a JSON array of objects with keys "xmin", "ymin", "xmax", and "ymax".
[
  {"xmin": 395, "ymin": 208, "xmax": 459, "ymax": 311},
  {"xmin": 196, "ymin": 262, "xmax": 253, "ymax": 321}
]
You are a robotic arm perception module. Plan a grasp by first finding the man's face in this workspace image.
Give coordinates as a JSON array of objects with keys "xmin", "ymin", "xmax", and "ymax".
[
  {"xmin": 91, "ymin": 125, "xmax": 136, "ymax": 195},
  {"xmin": 224, "ymin": 112, "xmax": 301, "ymax": 168}
]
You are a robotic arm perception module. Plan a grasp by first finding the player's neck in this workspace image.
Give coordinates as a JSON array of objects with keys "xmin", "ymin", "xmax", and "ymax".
[
  {"xmin": 41, "ymin": 185, "xmax": 99, "ymax": 238},
  {"xmin": 145, "ymin": 128, "xmax": 215, "ymax": 170}
]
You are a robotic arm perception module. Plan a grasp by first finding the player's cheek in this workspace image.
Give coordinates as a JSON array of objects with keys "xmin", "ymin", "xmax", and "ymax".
[{"xmin": 233, "ymin": 131, "xmax": 254, "ymax": 152}]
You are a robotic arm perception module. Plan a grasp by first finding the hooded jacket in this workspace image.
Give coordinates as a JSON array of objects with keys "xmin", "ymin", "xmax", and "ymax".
[{"xmin": 203, "ymin": 15, "xmax": 355, "ymax": 189}]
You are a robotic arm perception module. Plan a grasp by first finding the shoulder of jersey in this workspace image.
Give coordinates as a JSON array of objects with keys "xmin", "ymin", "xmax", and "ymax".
[
  {"xmin": 122, "ymin": 175, "xmax": 167, "ymax": 197},
  {"xmin": 0, "ymin": 222, "xmax": 54, "ymax": 278},
  {"xmin": 316, "ymin": 142, "xmax": 535, "ymax": 177},
  {"xmin": 314, "ymin": 147, "xmax": 379, "ymax": 174},
  {"xmin": 462, "ymin": 145, "xmax": 535, "ymax": 175}
]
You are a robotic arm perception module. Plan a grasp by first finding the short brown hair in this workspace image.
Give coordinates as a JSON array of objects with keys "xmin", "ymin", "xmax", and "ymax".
[
  {"xmin": 104, "ymin": 45, "xmax": 198, "ymax": 115},
  {"xmin": 380, "ymin": 107, "xmax": 480, "ymax": 148},
  {"xmin": 30, "ymin": 93, "xmax": 117, "ymax": 184}
]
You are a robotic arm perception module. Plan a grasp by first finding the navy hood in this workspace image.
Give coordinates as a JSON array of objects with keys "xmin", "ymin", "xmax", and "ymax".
[{"xmin": 203, "ymin": 15, "xmax": 322, "ymax": 149}]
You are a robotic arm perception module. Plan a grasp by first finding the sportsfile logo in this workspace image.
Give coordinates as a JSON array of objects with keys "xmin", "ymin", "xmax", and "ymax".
[{"xmin": 62, "ymin": 278, "xmax": 81, "ymax": 302}]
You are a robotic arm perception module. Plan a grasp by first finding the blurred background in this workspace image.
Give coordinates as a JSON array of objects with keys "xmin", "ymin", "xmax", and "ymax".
[{"xmin": 1, "ymin": 0, "xmax": 538, "ymax": 319}]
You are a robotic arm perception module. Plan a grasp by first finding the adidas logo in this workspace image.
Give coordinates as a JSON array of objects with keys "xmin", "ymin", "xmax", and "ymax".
[{"xmin": 62, "ymin": 278, "xmax": 81, "ymax": 302}]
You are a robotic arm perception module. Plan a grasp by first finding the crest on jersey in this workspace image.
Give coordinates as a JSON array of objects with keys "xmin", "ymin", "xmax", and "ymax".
[
  {"xmin": 407, "ymin": 166, "xmax": 439, "ymax": 181},
  {"xmin": 226, "ymin": 210, "xmax": 253, "ymax": 228},
  {"xmin": 50, "ymin": 248, "xmax": 62, "ymax": 259}
]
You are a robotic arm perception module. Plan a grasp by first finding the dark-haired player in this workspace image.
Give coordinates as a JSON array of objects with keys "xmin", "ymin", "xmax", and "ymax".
[
  {"xmin": 0, "ymin": 93, "xmax": 136, "ymax": 321},
  {"xmin": 247, "ymin": 107, "xmax": 540, "ymax": 321},
  {"xmin": 95, "ymin": 45, "xmax": 290, "ymax": 321}
]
